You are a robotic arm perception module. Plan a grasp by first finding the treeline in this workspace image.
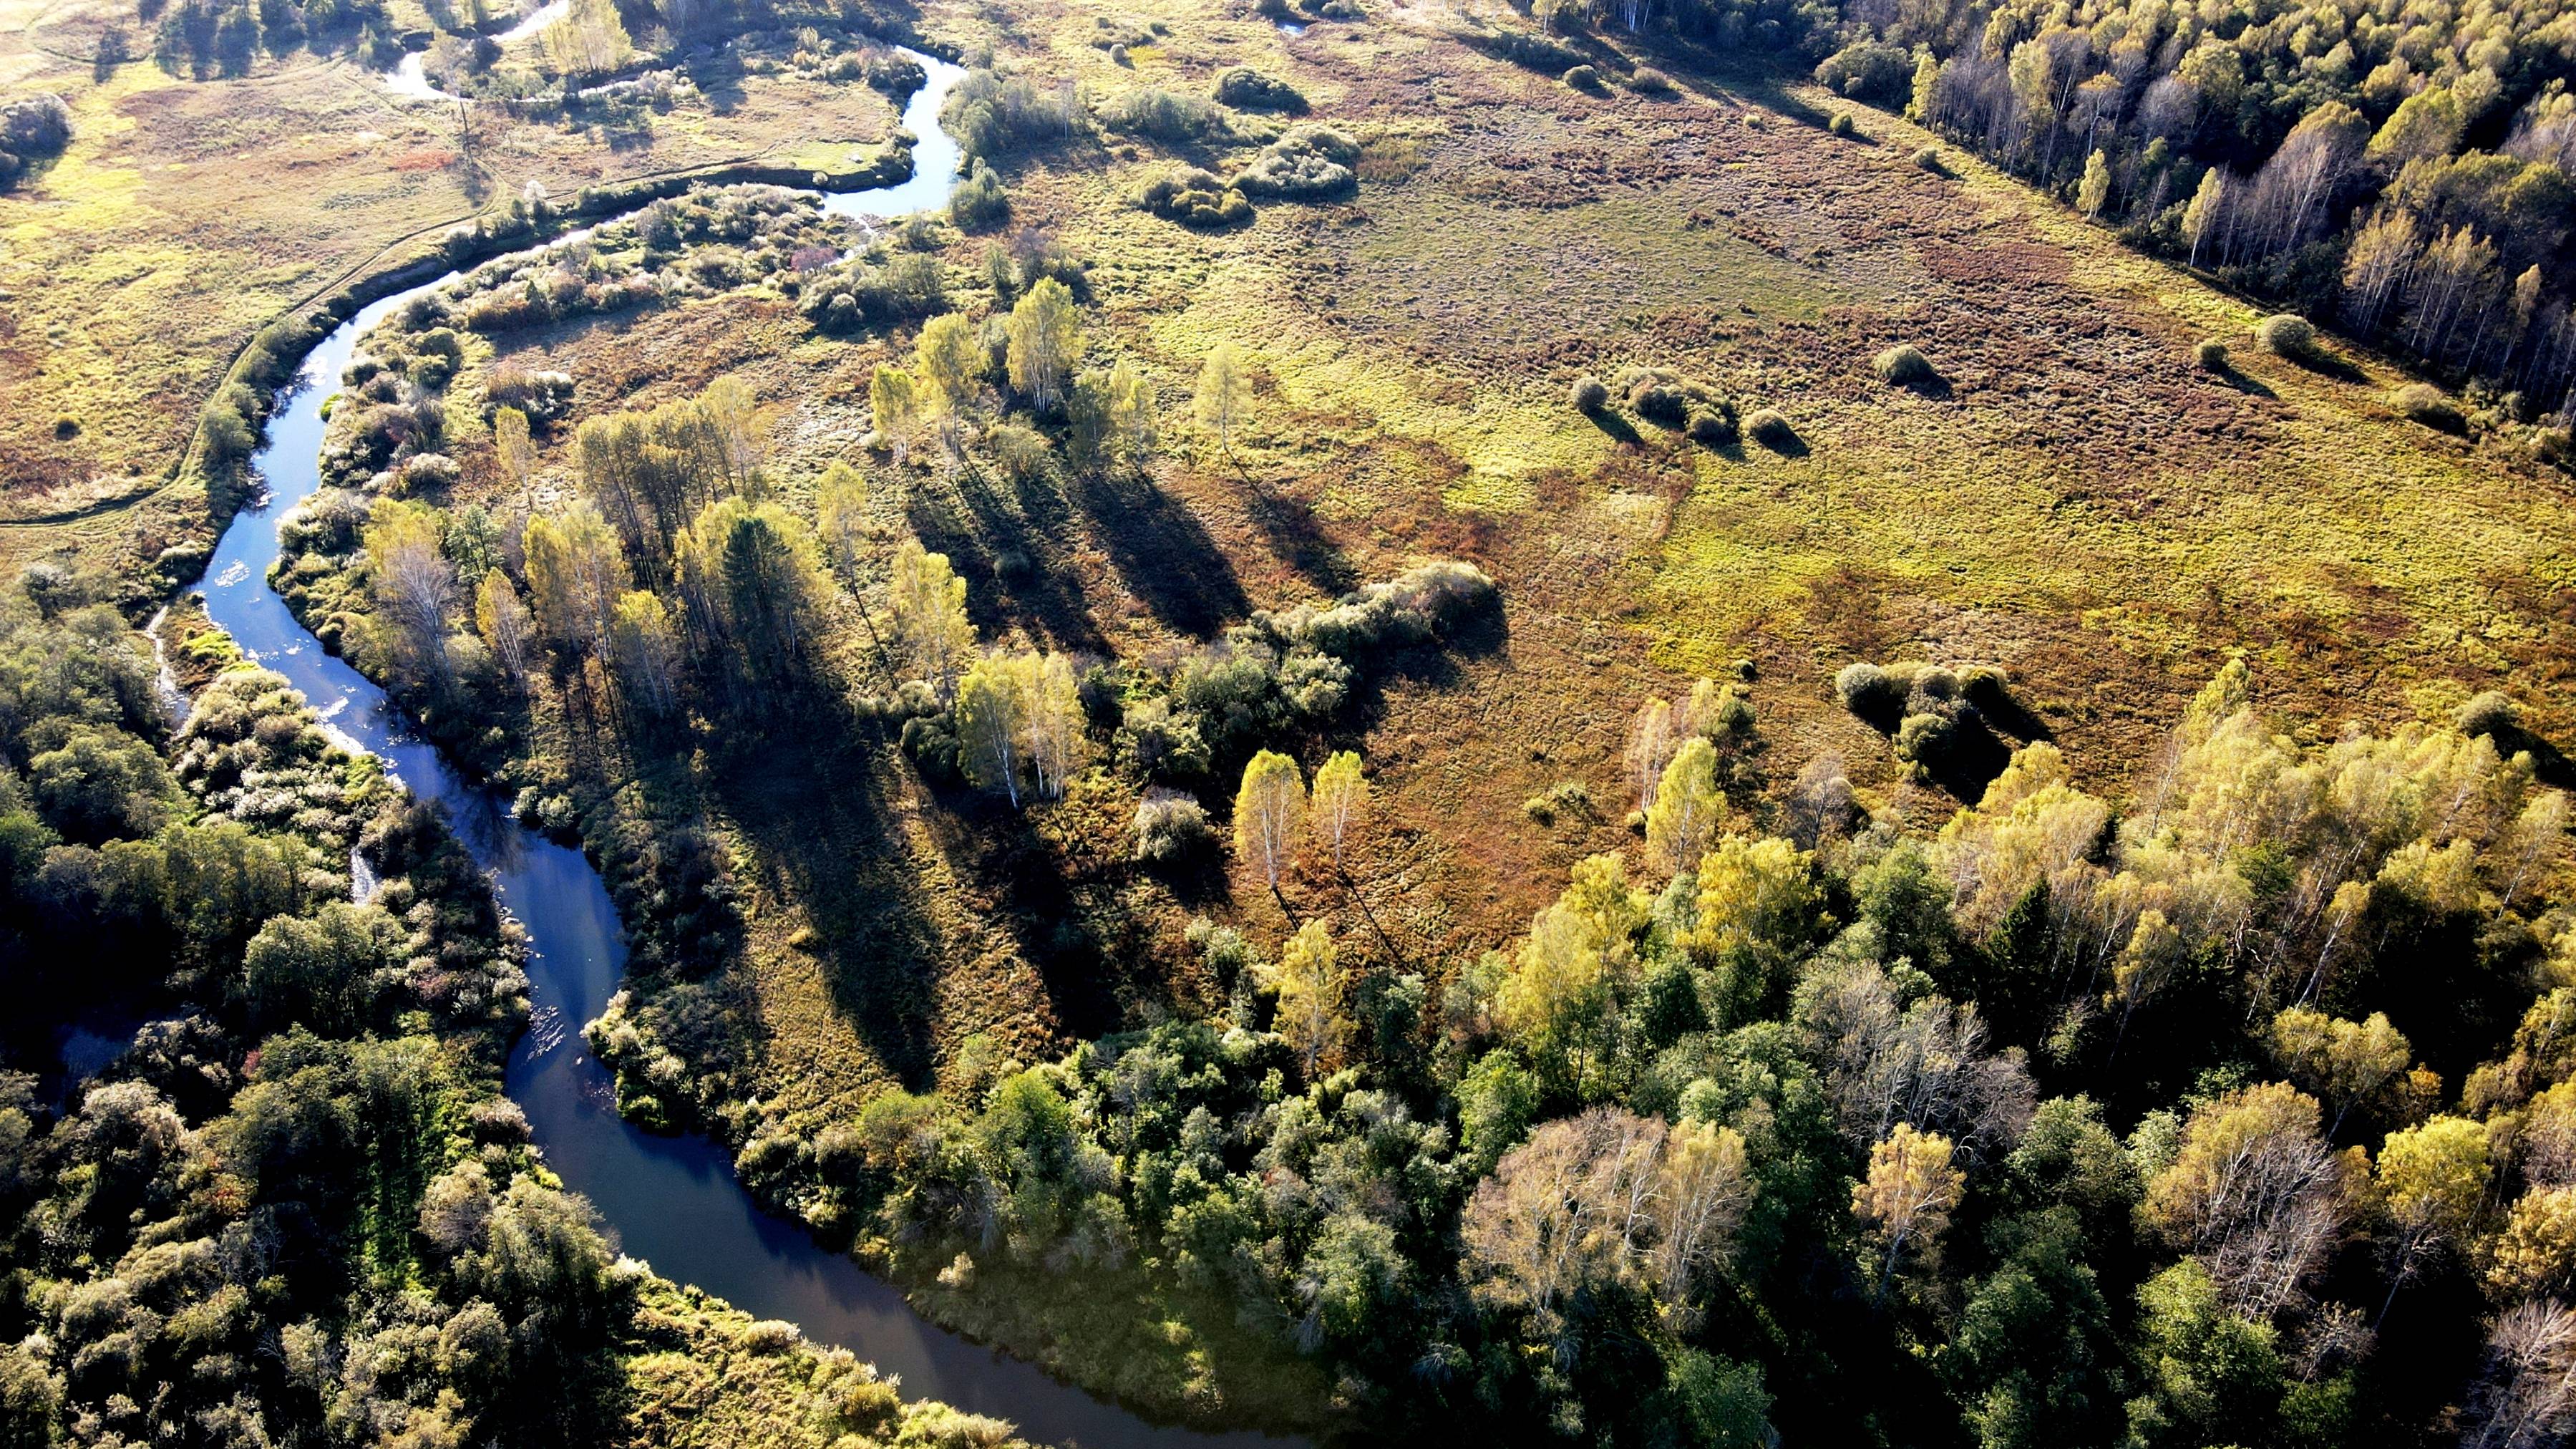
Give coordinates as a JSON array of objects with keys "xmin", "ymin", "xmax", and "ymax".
[{"xmin": 1824, "ymin": 0, "xmax": 2576, "ymax": 419}]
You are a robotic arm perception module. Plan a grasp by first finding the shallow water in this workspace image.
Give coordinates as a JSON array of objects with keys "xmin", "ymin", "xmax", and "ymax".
[
  {"xmin": 384, "ymin": 0, "xmax": 568, "ymax": 102},
  {"xmin": 198, "ymin": 52, "xmax": 1295, "ymax": 1449}
]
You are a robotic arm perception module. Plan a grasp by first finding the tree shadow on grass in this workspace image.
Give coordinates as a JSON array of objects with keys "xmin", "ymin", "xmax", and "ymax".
[
  {"xmin": 1585, "ymin": 409, "xmax": 1642, "ymax": 446},
  {"xmin": 2209, "ymin": 365, "xmax": 2278, "ymax": 400},
  {"xmin": 908, "ymin": 465, "xmax": 1107, "ymax": 654},
  {"xmin": 2285, "ymin": 349, "xmax": 2369, "ymax": 385},
  {"xmin": 1245, "ymin": 489, "xmax": 1359, "ymax": 596},
  {"xmin": 704, "ymin": 713, "xmax": 947, "ymax": 1087},
  {"xmin": 1068, "ymin": 466, "xmax": 1250, "ymax": 636}
]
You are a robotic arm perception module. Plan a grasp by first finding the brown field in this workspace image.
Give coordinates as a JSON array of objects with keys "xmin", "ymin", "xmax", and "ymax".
[{"xmin": 351, "ymin": 0, "xmax": 2576, "ymax": 1145}]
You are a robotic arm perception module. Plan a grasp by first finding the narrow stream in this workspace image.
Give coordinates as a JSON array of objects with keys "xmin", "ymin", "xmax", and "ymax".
[{"xmin": 198, "ymin": 52, "xmax": 1295, "ymax": 1449}]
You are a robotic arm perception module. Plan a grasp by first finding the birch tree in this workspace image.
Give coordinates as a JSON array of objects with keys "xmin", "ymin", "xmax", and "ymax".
[
  {"xmin": 1309, "ymin": 750, "xmax": 1367, "ymax": 873},
  {"xmin": 1235, "ymin": 749, "xmax": 1306, "ymax": 899}
]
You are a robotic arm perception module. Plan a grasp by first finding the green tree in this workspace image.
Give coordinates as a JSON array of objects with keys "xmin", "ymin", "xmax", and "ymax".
[
  {"xmin": 473, "ymin": 569, "xmax": 533, "ymax": 687},
  {"xmin": 1192, "ymin": 341, "xmax": 1253, "ymax": 475},
  {"xmin": 492, "ymin": 405, "xmax": 536, "ymax": 490},
  {"xmin": 1309, "ymin": 750, "xmax": 1367, "ymax": 873},
  {"xmin": 2373, "ymin": 1115, "xmax": 2489, "ymax": 1321},
  {"xmin": 1854, "ymin": 1123, "xmax": 1964, "ymax": 1297},
  {"xmin": 1644, "ymin": 735, "xmax": 1724, "ymax": 872},
  {"xmin": 1268, "ymin": 919, "xmax": 1351, "ymax": 1078},
  {"xmin": 1004, "ymin": 276, "xmax": 1080, "ymax": 415},
  {"xmin": 1235, "ymin": 749, "xmax": 1305, "ymax": 899},
  {"xmin": 870, "ymin": 364, "xmax": 920, "ymax": 465},
  {"xmin": 607, "ymin": 590, "xmax": 681, "ymax": 717},
  {"xmin": 2078, "ymin": 147, "xmax": 2112, "ymax": 217},
  {"xmin": 888, "ymin": 540, "xmax": 976, "ymax": 695},
  {"xmin": 523, "ymin": 502, "xmax": 630, "ymax": 662},
  {"xmin": 956, "ymin": 652, "xmax": 1034, "ymax": 807},
  {"xmin": 1943, "ymin": 1210, "xmax": 2123, "ymax": 1449}
]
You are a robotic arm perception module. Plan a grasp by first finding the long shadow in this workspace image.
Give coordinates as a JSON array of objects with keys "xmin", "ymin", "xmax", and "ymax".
[
  {"xmin": 1924, "ymin": 715, "xmax": 2015, "ymax": 801},
  {"xmin": 1585, "ymin": 409, "xmax": 1641, "ymax": 446},
  {"xmin": 701, "ymin": 712, "xmax": 946, "ymax": 1086},
  {"xmin": 1069, "ymin": 467, "xmax": 1250, "ymax": 636},
  {"xmin": 909, "ymin": 466, "xmax": 1107, "ymax": 654},
  {"xmin": 2286, "ymin": 349, "xmax": 2369, "ymax": 385},
  {"xmin": 1244, "ymin": 490, "xmax": 1358, "ymax": 596},
  {"xmin": 2211, "ymin": 364, "xmax": 2278, "ymax": 399}
]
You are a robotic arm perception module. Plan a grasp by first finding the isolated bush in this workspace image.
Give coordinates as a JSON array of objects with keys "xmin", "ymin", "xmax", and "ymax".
[
  {"xmin": 2257, "ymin": 314, "xmax": 2315, "ymax": 356},
  {"xmin": 1233, "ymin": 125, "xmax": 1359, "ymax": 199},
  {"xmin": 1134, "ymin": 789, "xmax": 1215, "ymax": 863},
  {"xmin": 1266, "ymin": 560, "xmax": 1498, "ymax": 656},
  {"xmin": 485, "ymin": 367, "xmax": 575, "ymax": 422},
  {"xmin": 1874, "ymin": 344, "xmax": 1936, "ymax": 387},
  {"xmin": 1745, "ymin": 408, "xmax": 1796, "ymax": 449},
  {"xmin": 1912, "ymin": 145, "xmax": 1943, "ymax": 170},
  {"xmin": 2195, "ymin": 339, "xmax": 2230, "ymax": 371},
  {"xmin": 1562, "ymin": 64, "xmax": 1600, "ymax": 91},
  {"xmin": 2457, "ymin": 691, "xmax": 2518, "ymax": 738},
  {"xmin": 1214, "ymin": 66, "xmax": 1305, "ymax": 111},
  {"xmin": 2393, "ymin": 382, "xmax": 2466, "ymax": 432},
  {"xmin": 1959, "ymin": 664, "xmax": 2013, "ymax": 717},
  {"xmin": 1627, "ymin": 66, "xmax": 1673, "ymax": 94},
  {"xmin": 949, "ymin": 162, "xmax": 1011, "ymax": 231},
  {"xmin": 1827, "ymin": 111, "xmax": 1857, "ymax": 137},
  {"xmin": 1835, "ymin": 662, "xmax": 1905, "ymax": 724},
  {"xmin": 0, "ymin": 93, "xmax": 70, "ymax": 190},
  {"xmin": 1892, "ymin": 709, "xmax": 1959, "ymax": 780},
  {"xmin": 1571, "ymin": 374, "xmax": 1609, "ymax": 412},
  {"xmin": 1137, "ymin": 165, "xmax": 1253, "ymax": 228},
  {"xmin": 1813, "ymin": 40, "xmax": 1910, "ymax": 106},
  {"xmin": 1099, "ymin": 86, "xmax": 1228, "ymax": 142}
]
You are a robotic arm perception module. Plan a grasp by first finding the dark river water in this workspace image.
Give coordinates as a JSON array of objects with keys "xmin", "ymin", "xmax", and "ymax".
[{"xmin": 194, "ymin": 52, "xmax": 1299, "ymax": 1449}]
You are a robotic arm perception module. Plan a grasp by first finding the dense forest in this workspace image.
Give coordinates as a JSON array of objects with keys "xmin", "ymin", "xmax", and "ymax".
[{"xmin": 1807, "ymin": 0, "xmax": 2576, "ymax": 430}]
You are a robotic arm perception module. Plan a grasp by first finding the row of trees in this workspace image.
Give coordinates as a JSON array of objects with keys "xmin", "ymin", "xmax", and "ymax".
[{"xmin": 1857, "ymin": 0, "xmax": 2576, "ymax": 411}]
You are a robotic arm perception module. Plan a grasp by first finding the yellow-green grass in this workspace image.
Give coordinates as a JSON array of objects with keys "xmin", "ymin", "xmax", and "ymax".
[
  {"xmin": 383, "ymin": 0, "xmax": 2576, "ymax": 1111},
  {"xmin": 0, "ymin": 37, "xmax": 903, "ymax": 588},
  {"xmin": 258, "ymin": 0, "xmax": 2576, "ymax": 1425}
]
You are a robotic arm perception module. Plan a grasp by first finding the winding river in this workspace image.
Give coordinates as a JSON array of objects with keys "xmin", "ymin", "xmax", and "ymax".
[{"xmin": 198, "ymin": 51, "xmax": 1294, "ymax": 1449}]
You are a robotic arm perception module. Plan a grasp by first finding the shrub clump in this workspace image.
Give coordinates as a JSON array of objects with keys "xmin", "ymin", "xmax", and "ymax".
[
  {"xmin": 1134, "ymin": 789, "xmax": 1216, "ymax": 863},
  {"xmin": 1137, "ymin": 165, "xmax": 1253, "ymax": 228},
  {"xmin": 2195, "ymin": 339, "xmax": 2230, "ymax": 372},
  {"xmin": 2457, "ymin": 690, "xmax": 2518, "ymax": 738},
  {"xmin": 1745, "ymin": 407, "xmax": 1797, "ymax": 450},
  {"xmin": 1827, "ymin": 111, "xmax": 1857, "ymax": 137},
  {"xmin": 948, "ymin": 161, "xmax": 1011, "ymax": 231},
  {"xmin": 1562, "ymin": 64, "xmax": 1601, "ymax": 91},
  {"xmin": 1837, "ymin": 659, "xmax": 2023, "ymax": 783},
  {"xmin": 0, "ymin": 93, "xmax": 71, "ymax": 190},
  {"xmin": 1233, "ymin": 125, "xmax": 1360, "ymax": 199},
  {"xmin": 1912, "ymin": 145, "xmax": 1943, "ymax": 171},
  {"xmin": 1611, "ymin": 366, "xmax": 1735, "ymax": 436},
  {"xmin": 1873, "ymin": 344, "xmax": 1937, "ymax": 387},
  {"xmin": 2393, "ymin": 382, "xmax": 2466, "ymax": 433},
  {"xmin": 1098, "ymin": 86, "xmax": 1229, "ymax": 142},
  {"xmin": 1627, "ymin": 66, "xmax": 1673, "ymax": 94},
  {"xmin": 1214, "ymin": 67, "xmax": 1306, "ymax": 112},
  {"xmin": 1570, "ymin": 374, "xmax": 1609, "ymax": 412},
  {"xmin": 1813, "ymin": 40, "xmax": 1910, "ymax": 105},
  {"xmin": 2257, "ymin": 314, "xmax": 2315, "ymax": 357}
]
